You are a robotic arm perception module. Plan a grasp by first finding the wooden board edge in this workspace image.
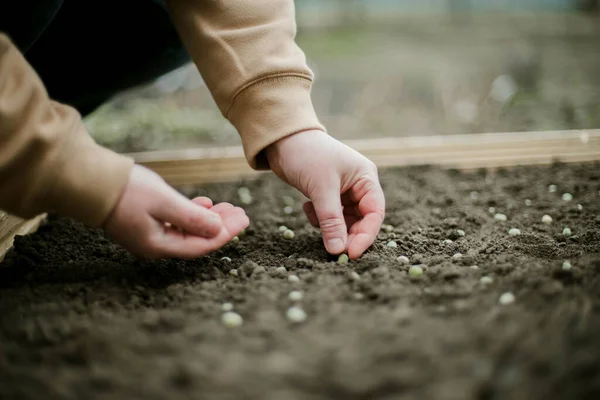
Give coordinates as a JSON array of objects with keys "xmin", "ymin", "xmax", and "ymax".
[{"xmin": 0, "ymin": 214, "xmax": 47, "ymax": 262}]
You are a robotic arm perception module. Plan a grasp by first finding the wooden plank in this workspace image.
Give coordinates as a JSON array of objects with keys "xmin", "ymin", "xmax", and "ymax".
[
  {"xmin": 0, "ymin": 213, "xmax": 47, "ymax": 261},
  {"xmin": 128, "ymin": 129, "xmax": 600, "ymax": 186}
]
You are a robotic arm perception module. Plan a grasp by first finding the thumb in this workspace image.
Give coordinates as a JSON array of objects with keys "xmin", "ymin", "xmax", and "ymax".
[
  {"xmin": 310, "ymin": 185, "xmax": 347, "ymax": 255},
  {"xmin": 153, "ymin": 192, "xmax": 223, "ymax": 238}
]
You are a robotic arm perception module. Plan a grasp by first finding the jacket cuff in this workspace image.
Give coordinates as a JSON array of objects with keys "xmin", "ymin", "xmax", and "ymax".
[
  {"xmin": 226, "ymin": 75, "xmax": 326, "ymax": 170},
  {"xmin": 45, "ymin": 123, "xmax": 135, "ymax": 228}
]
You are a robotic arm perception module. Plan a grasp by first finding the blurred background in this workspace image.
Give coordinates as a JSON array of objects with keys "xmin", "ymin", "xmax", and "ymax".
[{"xmin": 84, "ymin": 0, "xmax": 600, "ymax": 153}]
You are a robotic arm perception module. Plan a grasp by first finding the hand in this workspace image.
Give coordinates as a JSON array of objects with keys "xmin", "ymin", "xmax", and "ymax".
[
  {"xmin": 104, "ymin": 165, "xmax": 249, "ymax": 259},
  {"xmin": 266, "ymin": 130, "xmax": 385, "ymax": 260}
]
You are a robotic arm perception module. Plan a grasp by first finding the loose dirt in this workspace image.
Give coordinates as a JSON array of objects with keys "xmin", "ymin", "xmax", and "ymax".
[{"xmin": 1, "ymin": 162, "xmax": 600, "ymax": 400}]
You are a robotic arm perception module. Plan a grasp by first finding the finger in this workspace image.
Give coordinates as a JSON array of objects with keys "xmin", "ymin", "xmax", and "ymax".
[
  {"xmin": 344, "ymin": 215, "xmax": 361, "ymax": 231},
  {"xmin": 191, "ymin": 196, "xmax": 213, "ymax": 208},
  {"xmin": 153, "ymin": 193, "xmax": 223, "ymax": 238},
  {"xmin": 310, "ymin": 184, "xmax": 347, "ymax": 255},
  {"xmin": 210, "ymin": 202, "xmax": 235, "ymax": 214},
  {"xmin": 303, "ymin": 201, "xmax": 319, "ymax": 227},
  {"xmin": 347, "ymin": 181, "xmax": 385, "ymax": 259}
]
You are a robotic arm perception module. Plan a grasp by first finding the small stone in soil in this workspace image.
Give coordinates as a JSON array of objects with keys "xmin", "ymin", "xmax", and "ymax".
[
  {"xmin": 480, "ymin": 276, "xmax": 493, "ymax": 285},
  {"xmin": 499, "ymin": 292, "xmax": 515, "ymax": 305},
  {"xmin": 409, "ymin": 265, "xmax": 424, "ymax": 277},
  {"xmin": 253, "ymin": 266, "xmax": 267, "ymax": 275},
  {"xmin": 229, "ymin": 269, "xmax": 239, "ymax": 277},
  {"xmin": 338, "ymin": 254, "xmax": 349, "ymax": 264},
  {"xmin": 231, "ymin": 236, "xmax": 240, "ymax": 243},
  {"xmin": 353, "ymin": 293, "xmax": 365, "ymax": 300},
  {"xmin": 488, "ymin": 207, "xmax": 496, "ymax": 214},
  {"xmin": 386, "ymin": 240, "xmax": 398, "ymax": 248},
  {"xmin": 286, "ymin": 306, "xmax": 307, "ymax": 323},
  {"xmin": 275, "ymin": 266, "xmax": 287, "ymax": 274},
  {"xmin": 221, "ymin": 303, "xmax": 234, "ymax": 312},
  {"xmin": 508, "ymin": 228, "xmax": 521, "ymax": 236},
  {"xmin": 348, "ymin": 271, "xmax": 361, "ymax": 281},
  {"xmin": 562, "ymin": 260, "xmax": 572, "ymax": 270},
  {"xmin": 470, "ymin": 265, "xmax": 479, "ymax": 270},
  {"xmin": 221, "ymin": 311, "xmax": 243, "ymax": 328},
  {"xmin": 494, "ymin": 213, "xmax": 507, "ymax": 222},
  {"xmin": 221, "ymin": 257, "xmax": 232, "ymax": 262},
  {"xmin": 456, "ymin": 229, "xmax": 466, "ymax": 237},
  {"xmin": 278, "ymin": 225, "xmax": 288, "ymax": 232},
  {"xmin": 577, "ymin": 204, "xmax": 583, "ymax": 211},
  {"xmin": 548, "ymin": 184, "xmax": 557, "ymax": 193},
  {"xmin": 283, "ymin": 206, "xmax": 293, "ymax": 215},
  {"xmin": 288, "ymin": 275, "xmax": 300, "ymax": 283},
  {"xmin": 452, "ymin": 253, "xmax": 463, "ymax": 261},
  {"xmin": 525, "ymin": 199, "xmax": 532, "ymax": 206},
  {"xmin": 470, "ymin": 191, "xmax": 479, "ymax": 200},
  {"xmin": 443, "ymin": 239, "xmax": 454, "ymax": 245},
  {"xmin": 397, "ymin": 255, "xmax": 410, "ymax": 264},
  {"xmin": 283, "ymin": 229, "xmax": 295, "ymax": 239},
  {"xmin": 563, "ymin": 227, "xmax": 572, "ymax": 237},
  {"xmin": 562, "ymin": 193, "xmax": 573, "ymax": 202},
  {"xmin": 288, "ymin": 291, "xmax": 304, "ymax": 301},
  {"xmin": 541, "ymin": 215, "xmax": 553, "ymax": 224}
]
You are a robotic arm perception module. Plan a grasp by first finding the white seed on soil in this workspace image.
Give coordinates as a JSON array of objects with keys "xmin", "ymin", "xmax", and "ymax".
[
  {"xmin": 548, "ymin": 184, "xmax": 557, "ymax": 193},
  {"xmin": 238, "ymin": 187, "xmax": 253, "ymax": 205},
  {"xmin": 577, "ymin": 204, "xmax": 583, "ymax": 211},
  {"xmin": 562, "ymin": 193, "xmax": 573, "ymax": 202},
  {"xmin": 383, "ymin": 224, "xmax": 394, "ymax": 233},
  {"xmin": 409, "ymin": 265, "xmax": 424, "ymax": 277},
  {"xmin": 499, "ymin": 292, "xmax": 515, "ymax": 305},
  {"xmin": 353, "ymin": 293, "xmax": 365, "ymax": 300},
  {"xmin": 562, "ymin": 260, "xmax": 572, "ymax": 270},
  {"xmin": 480, "ymin": 276, "xmax": 493, "ymax": 285},
  {"xmin": 386, "ymin": 240, "xmax": 398, "ymax": 248},
  {"xmin": 348, "ymin": 271, "xmax": 361, "ymax": 281},
  {"xmin": 470, "ymin": 191, "xmax": 480, "ymax": 200},
  {"xmin": 278, "ymin": 225, "xmax": 288, "ymax": 232},
  {"xmin": 494, "ymin": 213, "xmax": 507, "ymax": 222},
  {"xmin": 456, "ymin": 229, "xmax": 466, "ymax": 237},
  {"xmin": 470, "ymin": 265, "xmax": 479, "ymax": 270},
  {"xmin": 397, "ymin": 255, "xmax": 410, "ymax": 265},
  {"xmin": 229, "ymin": 269, "xmax": 239, "ymax": 277},
  {"xmin": 221, "ymin": 311, "xmax": 243, "ymax": 327},
  {"xmin": 283, "ymin": 229, "xmax": 295, "ymax": 240},
  {"xmin": 525, "ymin": 199, "xmax": 532, "ymax": 206},
  {"xmin": 443, "ymin": 239, "xmax": 454, "ymax": 245},
  {"xmin": 541, "ymin": 215, "xmax": 553, "ymax": 224},
  {"xmin": 452, "ymin": 253, "xmax": 463, "ymax": 261},
  {"xmin": 288, "ymin": 274, "xmax": 300, "ymax": 283},
  {"xmin": 275, "ymin": 266, "xmax": 287, "ymax": 274},
  {"xmin": 221, "ymin": 257, "xmax": 232, "ymax": 262},
  {"xmin": 282, "ymin": 196, "xmax": 295, "ymax": 207},
  {"xmin": 488, "ymin": 207, "xmax": 496, "ymax": 214},
  {"xmin": 231, "ymin": 236, "xmax": 240, "ymax": 242},
  {"xmin": 563, "ymin": 227, "xmax": 572, "ymax": 237},
  {"xmin": 286, "ymin": 306, "xmax": 307, "ymax": 323},
  {"xmin": 338, "ymin": 254, "xmax": 349, "ymax": 264},
  {"xmin": 288, "ymin": 291, "xmax": 304, "ymax": 301},
  {"xmin": 221, "ymin": 302, "xmax": 234, "ymax": 312},
  {"xmin": 283, "ymin": 206, "xmax": 294, "ymax": 215},
  {"xmin": 508, "ymin": 228, "xmax": 521, "ymax": 236}
]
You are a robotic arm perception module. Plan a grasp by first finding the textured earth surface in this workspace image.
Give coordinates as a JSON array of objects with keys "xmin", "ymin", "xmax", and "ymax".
[{"xmin": 1, "ymin": 162, "xmax": 600, "ymax": 400}]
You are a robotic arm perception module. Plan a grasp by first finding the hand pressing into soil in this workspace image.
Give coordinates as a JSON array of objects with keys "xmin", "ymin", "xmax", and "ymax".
[
  {"xmin": 104, "ymin": 165, "xmax": 249, "ymax": 259},
  {"xmin": 266, "ymin": 130, "xmax": 385, "ymax": 260}
]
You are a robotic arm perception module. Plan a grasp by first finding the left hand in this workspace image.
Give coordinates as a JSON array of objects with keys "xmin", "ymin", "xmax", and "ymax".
[{"xmin": 265, "ymin": 130, "xmax": 385, "ymax": 259}]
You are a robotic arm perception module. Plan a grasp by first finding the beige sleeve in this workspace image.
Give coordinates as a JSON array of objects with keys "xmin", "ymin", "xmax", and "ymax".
[
  {"xmin": 0, "ymin": 34, "xmax": 134, "ymax": 228},
  {"xmin": 166, "ymin": 0, "xmax": 326, "ymax": 170}
]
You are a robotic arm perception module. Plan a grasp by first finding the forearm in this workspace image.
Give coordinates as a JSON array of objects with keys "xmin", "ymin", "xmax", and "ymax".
[
  {"xmin": 0, "ymin": 34, "xmax": 134, "ymax": 227},
  {"xmin": 166, "ymin": 0, "xmax": 325, "ymax": 169}
]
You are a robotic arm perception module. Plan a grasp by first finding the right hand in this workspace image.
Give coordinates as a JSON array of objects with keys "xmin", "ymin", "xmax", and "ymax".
[{"xmin": 104, "ymin": 165, "xmax": 249, "ymax": 259}]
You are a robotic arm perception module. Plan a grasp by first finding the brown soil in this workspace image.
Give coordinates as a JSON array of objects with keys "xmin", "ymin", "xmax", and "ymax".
[{"xmin": 1, "ymin": 162, "xmax": 600, "ymax": 400}]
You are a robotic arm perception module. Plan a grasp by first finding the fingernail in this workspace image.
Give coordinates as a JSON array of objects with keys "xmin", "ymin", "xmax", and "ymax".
[{"xmin": 327, "ymin": 238, "xmax": 345, "ymax": 254}]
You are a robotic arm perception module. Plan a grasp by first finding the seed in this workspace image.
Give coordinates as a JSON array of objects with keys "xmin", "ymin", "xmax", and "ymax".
[
  {"xmin": 221, "ymin": 257, "xmax": 232, "ymax": 262},
  {"xmin": 562, "ymin": 227, "xmax": 572, "ymax": 237},
  {"xmin": 499, "ymin": 292, "xmax": 515, "ymax": 305},
  {"xmin": 288, "ymin": 274, "xmax": 300, "ymax": 283},
  {"xmin": 231, "ymin": 236, "xmax": 240, "ymax": 242},
  {"xmin": 488, "ymin": 207, "xmax": 496, "ymax": 214},
  {"xmin": 443, "ymin": 239, "xmax": 453, "ymax": 244},
  {"xmin": 548, "ymin": 184, "xmax": 557, "ymax": 193},
  {"xmin": 562, "ymin": 260, "xmax": 572, "ymax": 270},
  {"xmin": 456, "ymin": 229, "xmax": 466, "ymax": 237},
  {"xmin": 221, "ymin": 302, "xmax": 234, "ymax": 312},
  {"xmin": 525, "ymin": 199, "xmax": 532, "ymax": 206},
  {"xmin": 452, "ymin": 253, "xmax": 462, "ymax": 261},
  {"xmin": 397, "ymin": 255, "xmax": 410, "ymax": 264},
  {"xmin": 408, "ymin": 265, "xmax": 424, "ymax": 277},
  {"xmin": 275, "ymin": 266, "xmax": 287, "ymax": 274},
  {"xmin": 508, "ymin": 228, "xmax": 521, "ymax": 236},
  {"xmin": 348, "ymin": 271, "xmax": 361, "ymax": 281},
  {"xmin": 238, "ymin": 187, "xmax": 253, "ymax": 205},
  {"xmin": 288, "ymin": 291, "xmax": 304, "ymax": 301},
  {"xmin": 541, "ymin": 215, "xmax": 553, "ymax": 224},
  {"xmin": 562, "ymin": 193, "xmax": 573, "ymax": 202},
  {"xmin": 229, "ymin": 269, "xmax": 239, "ymax": 277},
  {"xmin": 470, "ymin": 265, "xmax": 479, "ymax": 270},
  {"xmin": 282, "ymin": 196, "xmax": 295, "ymax": 207},
  {"xmin": 221, "ymin": 311, "xmax": 243, "ymax": 327},
  {"xmin": 337, "ymin": 254, "xmax": 349, "ymax": 264},
  {"xmin": 283, "ymin": 229, "xmax": 295, "ymax": 240},
  {"xmin": 577, "ymin": 204, "xmax": 583, "ymax": 211},
  {"xmin": 480, "ymin": 276, "xmax": 493, "ymax": 285},
  {"xmin": 353, "ymin": 293, "xmax": 365, "ymax": 300},
  {"xmin": 278, "ymin": 225, "xmax": 288, "ymax": 232},
  {"xmin": 283, "ymin": 206, "xmax": 293, "ymax": 215},
  {"xmin": 493, "ymin": 213, "xmax": 507, "ymax": 222},
  {"xmin": 386, "ymin": 240, "xmax": 398, "ymax": 248},
  {"xmin": 470, "ymin": 191, "xmax": 480, "ymax": 200},
  {"xmin": 286, "ymin": 306, "xmax": 307, "ymax": 323}
]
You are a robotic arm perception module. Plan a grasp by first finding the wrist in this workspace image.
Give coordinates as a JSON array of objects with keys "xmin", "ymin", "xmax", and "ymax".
[{"xmin": 265, "ymin": 129, "xmax": 327, "ymax": 162}]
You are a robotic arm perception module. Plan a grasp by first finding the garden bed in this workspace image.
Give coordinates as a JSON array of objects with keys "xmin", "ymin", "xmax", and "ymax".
[{"xmin": 1, "ymin": 162, "xmax": 600, "ymax": 399}]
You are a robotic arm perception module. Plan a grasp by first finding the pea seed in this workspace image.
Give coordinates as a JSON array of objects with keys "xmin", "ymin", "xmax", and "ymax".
[
  {"xmin": 386, "ymin": 240, "xmax": 398, "ymax": 248},
  {"xmin": 409, "ymin": 265, "xmax": 424, "ymax": 277},
  {"xmin": 229, "ymin": 269, "xmax": 239, "ymax": 277},
  {"xmin": 278, "ymin": 225, "xmax": 288, "ymax": 232},
  {"xmin": 288, "ymin": 275, "xmax": 300, "ymax": 283},
  {"xmin": 275, "ymin": 266, "xmax": 287, "ymax": 274},
  {"xmin": 456, "ymin": 229, "xmax": 466, "ymax": 237},
  {"xmin": 283, "ymin": 229, "xmax": 295, "ymax": 240},
  {"xmin": 221, "ymin": 257, "xmax": 232, "ymax": 262},
  {"xmin": 525, "ymin": 199, "xmax": 532, "ymax": 206},
  {"xmin": 231, "ymin": 236, "xmax": 240, "ymax": 242},
  {"xmin": 397, "ymin": 255, "xmax": 410, "ymax": 264},
  {"xmin": 348, "ymin": 271, "xmax": 361, "ymax": 281},
  {"xmin": 541, "ymin": 215, "xmax": 553, "ymax": 224},
  {"xmin": 470, "ymin": 191, "xmax": 479, "ymax": 200},
  {"xmin": 508, "ymin": 228, "xmax": 521, "ymax": 236},
  {"xmin": 338, "ymin": 254, "xmax": 349, "ymax": 264},
  {"xmin": 499, "ymin": 292, "xmax": 515, "ymax": 305},
  {"xmin": 286, "ymin": 306, "xmax": 307, "ymax": 323},
  {"xmin": 562, "ymin": 193, "xmax": 573, "ymax": 202},
  {"xmin": 562, "ymin": 260, "xmax": 572, "ymax": 270},
  {"xmin": 221, "ymin": 311, "xmax": 243, "ymax": 327},
  {"xmin": 221, "ymin": 302, "xmax": 234, "ymax": 312},
  {"xmin": 452, "ymin": 253, "xmax": 463, "ymax": 261},
  {"xmin": 288, "ymin": 291, "xmax": 304, "ymax": 301},
  {"xmin": 494, "ymin": 213, "xmax": 507, "ymax": 222},
  {"xmin": 488, "ymin": 207, "xmax": 496, "ymax": 214},
  {"xmin": 283, "ymin": 206, "xmax": 293, "ymax": 215},
  {"xmin": 548, "ymin": 184, "xmax": 557, "ymax": 193},
  {"xmin": 282, "ymin": 196, "xmax": 295, "ymax": 207},
  {"xmin": 480, "ymin": 276, "xmax": 493, "ymax": 285},
  {"xmin": 563, "ymin": 227, "xmax": 572, "ymax": 237},
  {"xmin": 577, "ymin": 204, "xmax": 583, "ymax": 211}
]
